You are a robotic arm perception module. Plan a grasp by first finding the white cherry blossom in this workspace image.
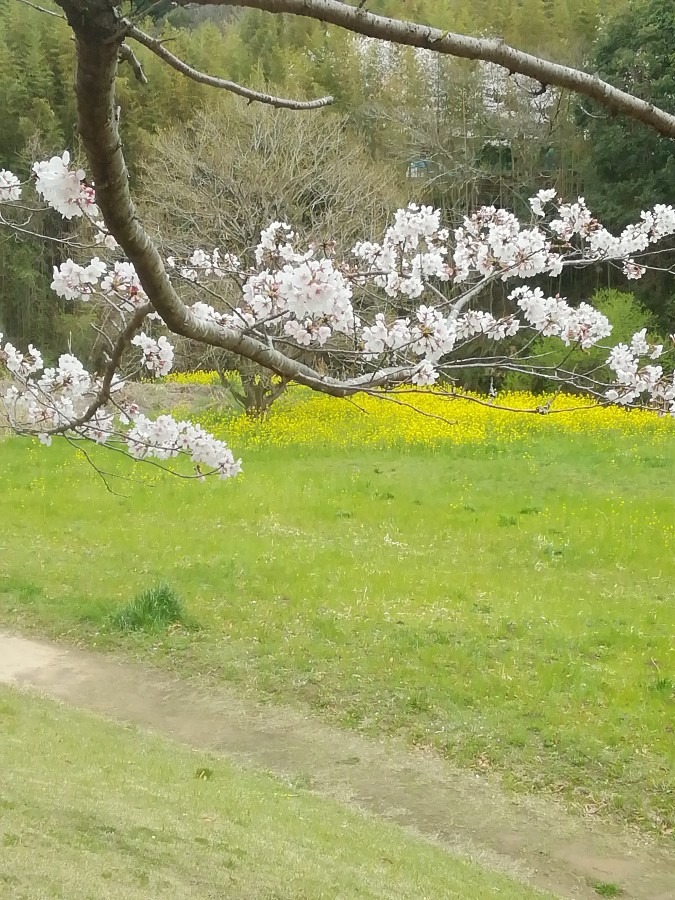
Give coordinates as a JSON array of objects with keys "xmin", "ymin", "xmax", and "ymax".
[
  {"xmin": 51, "ymin": 258, "xmax": 107, "ymax": 301},
  {"xmin": 33, "ymin": 151, "xmax": 99, "ymax": 219},
  {"xmin": 0, "ymin": 169, "xmax": 21, "ymax": 202},
  {"xmin": 131, "ymin": 333, "xmax": 175, "ymax": 376},
  {"xmin": 529, "ymin": 188, "xmax": 557, "ymax": 218},
  {"xmin": 101, "ymin": 261, "xmax": 148, "ymax": 310}
]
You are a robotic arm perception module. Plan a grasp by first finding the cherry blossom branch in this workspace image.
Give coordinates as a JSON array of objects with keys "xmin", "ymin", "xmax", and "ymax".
[
  {"xmin": 2, "ymin": 0, "xmax": 673, "ymax": 485},
  {"xmin": 75, "ymin": 434, "xmax": 234, "ymax": 480},
  {"xmin": 46, "ymin": 303, "xmax": 151, "ymax": 436},
  {"xmin": 48, "ymin": 13, "xmax": 421, "ymax": 397},
  {"xmin": 187, "ymin": 0, "xmax": 675, "ymax": 139},
  {"xmin": 125, "ymin": 23, "xmax": 334, "ymax": 110}
]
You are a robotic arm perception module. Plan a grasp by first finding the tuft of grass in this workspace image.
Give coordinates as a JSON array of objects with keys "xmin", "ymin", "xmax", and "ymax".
[
  {"xmin": 108, "ymin": 583, "xmax": 194, "ymax": 632},
  {"xmin": 497, "ymin": 514, "xmax": 518, "ymax": 527},
  {"xmin": 593, "ymin": 882, "xmax": 623, "ymax": 897},
  {"xmin": 652, "ymin": 677, "xmax": 674, "ymax": 696},
  {"xmin": 0, "ymin": 687, "xmax": 551, "ymax": 900}
]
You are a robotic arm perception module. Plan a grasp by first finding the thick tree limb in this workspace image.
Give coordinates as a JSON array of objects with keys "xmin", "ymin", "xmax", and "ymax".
[
  {"xmin": 125, "ymin": 23, "xmax": 333, "ymax": 110},
  {"xmin": 48, "ymin": 0, "xmax": 675, "ymax": 419},
  {"xmin": 185, "ymin": 0, "xmax": 675, "ymax": 139}
]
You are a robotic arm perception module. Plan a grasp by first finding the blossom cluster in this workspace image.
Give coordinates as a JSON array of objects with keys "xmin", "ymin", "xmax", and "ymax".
[
  {"xmin": 532, "ymin": 189, "xmax": 675, "ymax": 279},
  {"xmin": 606, "ymin": 329, "xmax": 675, "ymax": 412},
  {"xmin": 453, "ymin": 204, "xmax": 563, "ymax": 282},
  {"xmin": 2, "ymin": 350, "xmax": 117, "ymax": 444},
  {"xmin": 130, "ymin": 333, "xmax": 174, "ymax": 377},
  {"xmin": 0, "ymin": 148, "xmax": 243, "ymax": 478},
  {"xmin": 509, "ymin": 286, "xmax": 612, "ymax": 348},
  {"xmin": 0, "ymin": 169, "xmax": 21, "ymax": 202},
  {"xmin": 33, "ymin": 152, "xmax": 99, "ymax": 220},
  {"xmin": 0, "ymin": 346, "xmax": 241, "ymax": 479},
  {"xmin": 168, "ymin": 247, "xmax": 240, "ymax": 282},
  {"xmin": 125, "ymin": 414, "xmax": 242, "ymax": 479},
  {"xmin": 51, "ymin": 258, "xmax": 150, "ymax": 313},
  {"xmin": 51, "ymin": 258, "xmax": 108, "ymax": 302},
  {"xmin": 354, "ymin": 203, "xmax": 452, "ymax": 298},
  {"xmin": 1, "ymin": 334, "xmax": 44, "ymax": 378}
]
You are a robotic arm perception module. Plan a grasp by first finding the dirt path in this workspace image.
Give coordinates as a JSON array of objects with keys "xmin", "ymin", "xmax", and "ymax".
[{"xmin": 1, "ymin": 631, "xmax": 673, "ymax": 900}]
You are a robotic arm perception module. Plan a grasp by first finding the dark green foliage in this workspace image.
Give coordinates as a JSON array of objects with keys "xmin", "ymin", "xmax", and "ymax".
[
  {"xmin": 581, "ymin": 0, "xmax": 675, "ymax": 227},
  {"xmin": 0, "ymin": 1, "xmax": 76, "ymax": 356},
  {"xmin": 578, "ymin": 0, "xmax": 675, "ymax": 329}
]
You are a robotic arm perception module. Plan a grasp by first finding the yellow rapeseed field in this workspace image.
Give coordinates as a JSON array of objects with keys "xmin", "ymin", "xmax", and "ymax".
[
  {"xmin": 166, "ymin": 371, "xmax": 223, "ymax": 386},
  {"xmin": 167, "ymin": 371, "xmax": 675, "ymax": 450}
]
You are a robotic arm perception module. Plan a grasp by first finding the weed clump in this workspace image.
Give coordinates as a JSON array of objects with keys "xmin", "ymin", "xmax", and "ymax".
[{"xmin": 109, "ymin": 583, "xmax": 196, "ymax": 632}]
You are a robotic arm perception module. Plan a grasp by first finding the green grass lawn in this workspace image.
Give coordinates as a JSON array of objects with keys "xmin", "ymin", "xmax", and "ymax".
[
  {"xmin": 0, "ymin": 687, "xmax": 550, "ymax": 899},
  {"xmin": 0, "ymin": 432, "xmax": 673, "ymax": 834}
]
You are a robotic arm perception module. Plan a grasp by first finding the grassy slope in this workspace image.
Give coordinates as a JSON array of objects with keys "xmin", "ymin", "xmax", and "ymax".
[
  {"xmin": 0, "ymin": 432, "xmax": 673, "ymax": 832},
  {"xmin": 0, "ymin": 687, "xmax": 549, "ymax": 900}
]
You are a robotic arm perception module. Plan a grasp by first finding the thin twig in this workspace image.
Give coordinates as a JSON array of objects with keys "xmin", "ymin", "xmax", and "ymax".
[
  {"xmin": 63, "ymin": 434, "xmax": 125, "ymax": 495},
  {"xmin": 16, "ymin": 0, "xmax": 65, "ymax": 18},
  {"xmin": 125, "ymin": 22, "xmax": 334, "ymax": 110},
  {"xmin": 362, "ymin": 389, "xmax": 459, "ymax": 427}
]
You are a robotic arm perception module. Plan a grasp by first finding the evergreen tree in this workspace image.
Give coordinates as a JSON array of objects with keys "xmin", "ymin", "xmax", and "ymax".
[
  {"xmin": 581, "ymin": 0, "xmax": 675, "ymax": 227},
  {"xmin": 579, "ymin": 0, "xmax": 675, "ymax": 327}
]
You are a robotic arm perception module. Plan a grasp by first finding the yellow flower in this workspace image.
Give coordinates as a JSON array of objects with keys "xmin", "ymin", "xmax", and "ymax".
[{"xmin": 164, "ymin": 370, "xmax": 241, "ymax": 386}]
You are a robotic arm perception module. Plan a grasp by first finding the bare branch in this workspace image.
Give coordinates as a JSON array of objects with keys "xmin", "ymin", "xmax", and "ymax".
[
  {"xmin": 125, "ymin": 23, "xmax": 333, "ymax": 110},
  {"xmin": 16, "ymin": 0, "xmax": 66, "ymax": 18},
  {"xmin": 119, "ymin": 42, "xmax": 148, "ymax": 85},
  {"xmin": 183, "ymin": 0, "xmax": 675, "ymax": 139}
]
